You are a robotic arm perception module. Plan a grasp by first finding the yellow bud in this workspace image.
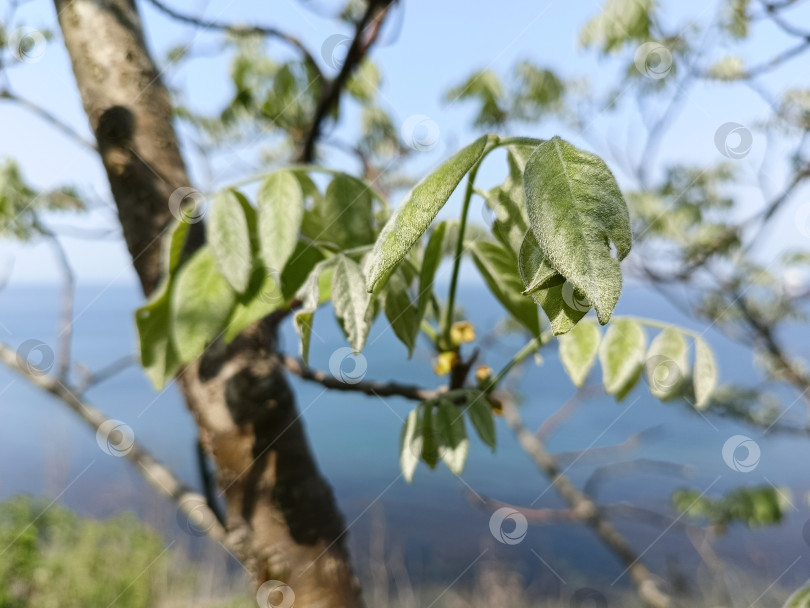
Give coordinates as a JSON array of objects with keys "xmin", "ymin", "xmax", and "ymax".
[
  {"xmin": 489, "ymin": 396, "xmax": 503, "ymax": 416},
  {"xmin": 450, "ymin": 321, "xmax": 476, "ymax": 345},
  {"xmin": 475, "ymin": 364, "xmax": 493, "ymax": 383},
  {"xmin": 433, "ymin": 351, "xmax": 459, "ymax": 376}
]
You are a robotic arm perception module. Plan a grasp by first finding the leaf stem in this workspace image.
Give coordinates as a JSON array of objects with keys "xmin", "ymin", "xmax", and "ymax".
[
  {"xmin": 442, "ymin": 162, "xmax": 482, "ymax": 348},
  {"xmin": 486, "ymin": 330, "xmax": 552, "ymax": 392},
  {"xmin": 617, "ymin": 316, "xmax": 704, "ymax": 340}
]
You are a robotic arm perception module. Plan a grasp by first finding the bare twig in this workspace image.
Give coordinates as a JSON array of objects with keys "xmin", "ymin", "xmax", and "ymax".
[
  {"xmin": 75, "ymin": 354, "xmax": 138, "ymax": 394},
  {"xmin": 282, "ymin": 355, "xmax": 440, "ymax": 401},
  {"xmin": 144, "ymin": 0, "xmax": 323, "ymax": 80},
  {"xmin": 0, "ymin": 89, "xmax": 97, "ymax": 151},
  {"xmin": 501, "ymin": 397, "xmax": 672, "ymax": 608},
  {"xmin": 299, "ymin": 0, "xmax": 395, "ymax": 162},
  {"xmin": 0, "ymin": 339, "xmax": 240, "ymax": 556}
]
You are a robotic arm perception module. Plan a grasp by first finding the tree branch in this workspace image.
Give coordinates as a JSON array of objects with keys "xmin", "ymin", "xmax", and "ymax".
[
  {"xmin": 282, "ymin": 355, "xmax": 439, "ymax": 401},
  {"xmin": 144, "ymin": 0, "xmax": 323, "ymax": 80},
  {"xmin": 299, "ymin": 0, "xmax": 395, "ymax": 162},
  {"xmin": 0, "ymin": 339, "xmax": 239, "ymax": 556},
  {"xmin": 0, "ymin": 89, "xmax": 97, "ymax": 151},
  {"xmin": 501, "ymin": 397, "xmax": 672, "ymax": 608}
]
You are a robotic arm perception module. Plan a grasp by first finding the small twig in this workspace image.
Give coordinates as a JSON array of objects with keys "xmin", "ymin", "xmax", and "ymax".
[
  {"xmin": 536, "ymin": 385, "xmax": 602, "ymax": 439},
  {"xmin": 37, "ymin": 223, "xmax": 74, "ymax": 382},
  {"xmin": 144, "ymin": 0, "xmax": 323, "ymax": 80},
  {"xmin": 0, "ymin": 89, "xmax": 97, "ymax": 151},
  {"xmin": 282, "ymin": 355, "xmax": 440, "ymax": 401},
  {"xmin": 299, "ymin": 0, "xmax": 395, "ymax": 162},
  {"xmin": 75, "ymin": 354, "xmax": 138, "ymax": 394},
  {"xmin": 501, "ymin": 397, "xmax": 672, "ymax": 608},
  {"xmin": 0, "ymin": 339, "xmax": 238, "ymax": 555}
]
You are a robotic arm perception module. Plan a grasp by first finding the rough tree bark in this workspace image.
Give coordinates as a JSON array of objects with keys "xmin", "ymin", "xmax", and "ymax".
[{"xmin": 53, "ymin": 1, "xmax": 363, "ymax": 605}]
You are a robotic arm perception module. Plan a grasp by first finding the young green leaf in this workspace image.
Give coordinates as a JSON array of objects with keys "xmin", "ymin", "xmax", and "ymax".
[
  {"xmin": 435, "ymin": 399, "xmax": 469, "ymax": 475},
  {"xmin": 645, "ymin": 328, "xmax": 688, "ymax": 400},
  {"xmin": 208, "ymin": 189, "xmax": 253, "ymax": 293},
  {"xmin": 599, "ymin": 318, "xmax": 647, "ymax": 399},
  {"xmin": 468, "ymin": 240, "xmax": 540, "ymax": 336},
  {"xmin": 318, "ymin": 175, "xmax": 375, "ymax": 248},
  {"xmin": 785, "ymin": 582, "xmax": 810, "ymax": 608},
  {"xmin": 523, "ymin": 136, "xmax": 631, "ymax": 325},
  {"xmin": 559, "ymin": 320, "xmax": 601, "ymax": 387},
  {"xmin": 223, "ymin": 267, "xmax": 285, "ymax": 343},
  {"xmin": 366, "ymin": 135, "xmax": 491, "ymax": 292},
  {"xmin": 694, "ymin": 337, "xmax": 718, "ymax": 409},
  {"xmin": 421, "ymin": 403, "xmax": 440, "ymax": 468},
  {"xmin": 135, "ymin": 279, "xmax": 182, "ymax": 390},
  {"xmin": 383, "ymin": 271, "xmax": 419, "ymax": 355},
  {"xmin": 170, "ymin": 247, "xmax": 236, "ymax": 363},
  {"xmin": 293, "ymin": 257, "xmax": 338, "ymax": 363},
  {"xmin": 400, "ymin": 408, "xmax": 422, "ymax": 483},
  {"xmin": 518, "ymin": 231, "xmax": 587, "ymax": 335},
  {"xmin": 257, "ymin": 170, "xmax": 304, "ymax": 273},
  {"xmin": 162, "ymin": 219, "xmax": 190, "ymax": 275},
  {"xmin": 465, "ymin": 392, "xmax": 496, "ymax": 450},
  {"xmin": 332, "ymin": 255, "xmax": 371, "ymax": 352},
  {"xmin": 518, "ymin": 229, "xmax": 560, "ymax": 294},
  {"xmin": 418, "ymin": 222, "xmax": 447, "ymax": 322}
]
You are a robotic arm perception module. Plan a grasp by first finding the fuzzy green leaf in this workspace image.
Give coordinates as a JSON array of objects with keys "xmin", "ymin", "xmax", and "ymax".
[
  {"xmin": 645, "ymin": 328, "xmax": 688, "ymax": 400},
  {"xmin": 435, "ymin": 400, "xmax": 469, "ymax": 475},
  {"xmin": 518, "ymin": 231, "xmax": 587, "ymax": 335},
  {"xmin": 208, "ymin": 189, "xmax": 253, "ymax": 293},
  {"xmin": 170, "ymin": 247, "xmax": 236, "ymax": 363},
  {"xmin": 465, "ymin": 392, "xmax": 496, "ymax": 450},
  {"xmin": 332, "ymin": 255, "xmax": 371, "ymax": 352},
  {"xmin": 559, "ymin": 320, "xmax": 601, "ymax": 387},
  {"xmin": 383, "ymin": 270, "xmax": 419, "ymax": 355},
  {"xmin": 694, "ymin": 337, "xmax": 718, "ymax": 409},
  {"xmin": 468, "ymin": 240, "xmax": 540, "ymax": 336},
  {"xmin": 523, "ymin": 136, "xmax": 631, "ymax": 325},
  {"xmin": 418, "ymin": 222, "xmax": 447, "ymax": 322},
  {"xmin": 257, "ymin": 170, "xmax": 304, "ymax": 273},
  {"xmin": 599, "ymin": 318, "xmax": 646, "ymax": 399},
  {"xmin": 318, "ymin": 174, "xmax": 375, "ymax": 248},
  {"xmin": 366, "ymin": 135, "xmax": 491, "ymax": 292},
  {"xmin": 421, "ymin": 403, "xmax": 440, "ymax": 468},
  {"xmin": 135, "ymin": 279, "xmax": 182, "ymax": 390},
  {"xmin": 400, "ymin": 408, "xmax": 422, "ymax": 483}
]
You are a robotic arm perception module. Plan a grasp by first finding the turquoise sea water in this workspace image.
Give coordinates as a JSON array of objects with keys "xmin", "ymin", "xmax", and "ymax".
[{"xmin": 1, "ymin": 282, "xmax": 809, "ymax": 597}]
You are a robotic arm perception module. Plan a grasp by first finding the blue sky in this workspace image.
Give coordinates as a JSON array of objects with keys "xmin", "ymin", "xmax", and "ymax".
[{"xmin": 2, "ymin": 0, "xmax": 808, "ymax": 284}]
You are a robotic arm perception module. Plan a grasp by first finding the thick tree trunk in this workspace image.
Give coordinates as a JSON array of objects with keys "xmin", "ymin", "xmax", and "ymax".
[{"xmin": 53, "ymin": 1, "xmax": 363, "ymax": 605}]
